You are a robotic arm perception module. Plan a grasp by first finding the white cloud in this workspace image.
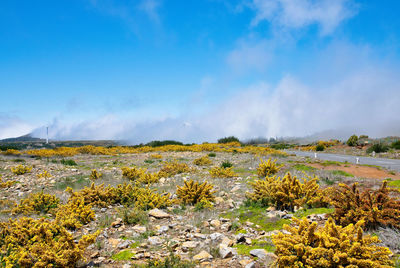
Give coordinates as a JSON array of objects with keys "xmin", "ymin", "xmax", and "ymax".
[
  {"xmin": 138, "ymin": 0, "xmax": 161, "ymax": 23},
  {"xmin": 226, "ymin": 39, "xmax": 272, "ymax": 73},
  {"xmin": 250, "ymin": 0, "xmax": 357, "ymax": 35},
  {"xmin": 0, "ymin": 115, "xmax": 34, "ymax": 140}
]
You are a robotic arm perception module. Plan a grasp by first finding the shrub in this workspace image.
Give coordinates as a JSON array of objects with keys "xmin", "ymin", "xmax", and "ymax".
[
  {"xmin": 208, "ymin": 152, "xmax": 216, "ymax": 157},
  {"xmin": 272, "ymin": 217, "xmax": 393, "ymax": 267},
  {"xmin": 392, "ymin": 140, "xmax": 400, "ymax": 150},
  {"xmin": 90, "ymin": 169, "xmax": 102, "ymax": 180},
  {"xmin": 220, "ymin": 160, "xmax": 233, "ymax": 168},
  {"xmin": 247, "ymin": 173, "xmax": 321, "ymax": 211},
  {"xmin": 137, "ymin": 172, "xmax": 160, "ymax": 184},
  {"xmin": 257, "ymin": 158, "xmax": 283, "ymax": 178},
  {"xmin": 122, "ymin": 166, "xmax": 147, "ymax": 180},
  {"xmin": 11, "ymin": 165, "xmax": 32, "ymax": 175},
  {"xmin": 55, "ymin": 195, "xmax": 95, "ymax": 230},
  {"xmin": 158, "ymin": 162, "xmax": 191, "ymax": 178},
  {"xmin": 2, "ymin": 149, "xmax": 21, "ymax": 155},
  {"xmin": 346, "ymin": 135, "xmax": 359, "ymax": 146},
  {"xmin": 209, "ymin": 166, "xmax": 237, "ymax": 178},
  {"xmin": 133, "ymin": 187, "xmax": 171, "ymax": 210},
  {"xmin": 315, "ymin": 144, "xmax": 325, "ymax": 151},
  {"xmin": 118, "ymin": 207, "xmax": 148, "ymax": 225},
  {"xmin": 150, "ymin": 153, "xmax": 163, "ymax": 159},
  {"xmin": 60, "ymin": 158, "xmax": 77, "ymax": 166},
  {"xmin": 367, "ymin": 143, "xmax": 389, "ymax": 154},
  {"xmin": 145, "ymin": 252, "xmax": 195, "ymax": 268},
  {"xmin": 12, "ymin": 191, "xmax": 60, "ymax": 214},
  {"xmin": 0, "ymin": 177, "xmax": 16, "ymax": 188},
  {"xmin": 66, "ymin": 183, "xmax": 115, "ymax": 208},
  {"xmin": 218, "ymin": 136, "xmax": 240, "ymax": 144},
  {"xmin": 329, "ymin": 182, "xmax": 400, "ymax": 230},
  {"xmin": 193, "ymin": 155, "xmax": 212, "ymax": 166},
  {"xmin": 146, "ymin": 140, "xmax": 183, "ymax": 147},
  {"xmin": 176, "ymin": 179, "xmax": 216, "ymax": 205},
  {"xmin": 36, "ymin": 170, "xmax": 52, "ymax": 179},
  {"xmin": 0, "ymin": 217, "xmax": 100, "ymax": 267}
]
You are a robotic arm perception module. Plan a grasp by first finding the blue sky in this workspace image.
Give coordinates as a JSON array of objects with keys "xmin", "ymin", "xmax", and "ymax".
[{"xmin": 1, "ymin": 0, "xmax": 400, "ymax": 142}]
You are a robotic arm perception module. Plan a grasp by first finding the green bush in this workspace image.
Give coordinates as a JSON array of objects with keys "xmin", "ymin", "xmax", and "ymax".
[
  {"xmin": 217, "ymin": 136, "xmax": 240, "ymax": 144},
  {"xmin": 145, "ymin": 140, "xmax": 183, "ymax": 147},
  {"xmin": 61, "ymin": 159, "xmax": 77, "ymax": 166},
  {"xmin": 315, "ymin": 144, "xmax": 325, "ymax": 151},
  {"xmin": 220, "ymin": 160, "xmax": 233, "ymax": 168},
  {"xmin": 346, "ymin": 135, "xmax": 358, "ymax": 146},
  {"xmin": 208, "ymin": 152, "xmax": 216, "ymax": 157},
  {"xmin": 367, "ymin": 143, "xmax": 389, "ymax": 154},
  {"xmin": 391, "ymin": 140, "xmax": 400, "ymax": 150}
]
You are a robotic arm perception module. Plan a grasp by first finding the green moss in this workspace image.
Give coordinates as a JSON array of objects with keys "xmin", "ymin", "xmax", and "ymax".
[
  {"xmin": 331, "ymin": 170, "xmax": 354, "ymax": 177},
  {"xmin": 294, "ymin": 207, "xmax": 334, "ymax": 217},
  {"xmin": 388, "ymin": 180, "xmax": 400, "ymax": 189},
  {"xmin": 293, "ymin": 164, "xmax": 316, "ymax": 172},
  {"xmin": 111, "ymin": 250, "xmax": 135, "ymax": 261},
  {"xmin": 234, "ymin": 240, "xmax": 275, "ymax": 255}
]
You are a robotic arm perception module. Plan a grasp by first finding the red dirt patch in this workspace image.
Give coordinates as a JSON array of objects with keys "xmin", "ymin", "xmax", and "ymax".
[{"xmin": 309, "ymin": 163, "xmax": 400, "ymax": 180}]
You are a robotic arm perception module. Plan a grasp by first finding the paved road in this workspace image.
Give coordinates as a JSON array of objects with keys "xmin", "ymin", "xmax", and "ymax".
[{"xmin": 286, "ymin": 150, "xmax": 400, "ymax": 172}]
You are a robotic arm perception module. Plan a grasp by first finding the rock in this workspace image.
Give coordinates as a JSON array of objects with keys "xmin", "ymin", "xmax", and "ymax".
[
  {"xmin": 221, "ymin": 237, "xmax": 234, "ymax": 247},
  {"xmin": 133, "ymin": 225, "xmax": 147, "ymax": 234},
  {"xmin": 266, "ymin": 206, "xmax": 276, "ymax": 212},
  {"xmin": 236, "ymin": 234, "xmax": 246, "ymax": 243},
  {"xmin": 219, "ymin": 244, "xmax": 234, "ymax": 258},
  {"xmin": 282, "ymin": 213, "xmax": 293, "ymax": 219},
  {"xmin": 193, "ymin": 250, "xmax": 213, "ymax": 262},
  {"xmin": 118, "ymin": 240, "xmax": 131, "ymax": 249},
  {"xmin": 231, "ymin": 185, "xmax": 241, "ymax": 192},
  {"xmin": 245, "ymin": 238, "xmax": 252, "ymax": 245},
  {"xmin": 227, "ymin": 199, "xmax": 235, "ymax": 208},
  {"xmin": 108, "ymin": 238, "xmax": 120, "ymax": 248},
  {"xmin": 157, "ymin": 225, "xmax": 169, "ymax": 234},
  {"xmin": 194, "ymin": 233, "xmax": 207, "ymax": 239},
  {"xmin": 182, "ymin": 241, "xmax": 198, "ymax": 249},
  {"xmin": 90, "ymin": 251, "xmax": 100, "ymax": 258},
  {"xmin": 111, "ymin": 218, "xmax": 123, "ymax": 228},
  {"xmin": 210, "ymin": 232, "xmax": 223, "ymax": 241},
  {"xmin": 122, "ymin": 264, "xmax": 131, "ymax": 268},
  {"xmin": 210, "ymin": 220, "xmax": 221, "ymax": 228},
  {"xmin": 249, "ymin": 249, "xmax": 268, "ymax": 259},
  {"xmin": 245, "ymin": 262, "xmax": 256, "ymax": 268},
  {"xmin": 239, "ymin": 259, "xmax": 253, "ymax": 267},
  {"xmin": 148, "ymin": 208, "xmax": 171, "ymax": 219},
  {"xmin": 148, "ymin": 236, "xmax": 163, "ymax": 245},
  {"xmin": 214, "ymin": 197, "xmax": 224, "ymax": 204}
]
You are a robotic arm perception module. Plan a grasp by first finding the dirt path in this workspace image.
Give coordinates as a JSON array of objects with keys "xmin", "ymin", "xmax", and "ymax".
[{"xmin": 309, "ymin": 163, "xmax": 400, "ymax": 180}]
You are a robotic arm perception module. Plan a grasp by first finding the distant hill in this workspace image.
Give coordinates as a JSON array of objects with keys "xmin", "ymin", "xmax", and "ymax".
[{"xmin": 0, "ymin": 134, "xmax": 45, "ymax": 143}]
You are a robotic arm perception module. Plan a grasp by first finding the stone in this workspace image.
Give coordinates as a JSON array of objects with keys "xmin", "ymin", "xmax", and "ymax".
[
  {"xmin": 249, "ymin": 249, "xmax": 268, "ymax": 259},
  {"xmin": 133, "ymin": 225, "xmax": 147, "ymax": 234},
  {"xmin": 157, "ymin": 225, "xmax": 169, "ymax": 234},
  {"xmin": 90, "ymin": 251, "xmax": 99, "ymax": 258},
  {"xmin": 219, "ymin": 244, "xmax": 233, "ymax": 258},
  {"xmin": 210, "ymin": 232, "xmax": 223, "ymax": 241},
  {"xmin": 214, "ymin": 197, "xmax": 224, "ymax": 204},
  {"xmin": 245, "ymin": 262, "xmax": 256, "ymax": 268},
  {"xmin": 111, "ymin": 218, "xmax": 123, "ymax": 228},
  {"xmin": 148, "ymin": 208, "xmax": 171, "ymax": 219},
  {"xmin": 118, "ymin": 240, "xmax": 131, "ymax": 249},
  {"xmin": 231, "ymin": 185, "xmax": 241, "ymax": 192},
  {"xmin": 210, "ymin": 220, "xmax": 221, "ymax": 228},
  {"xmin": 182, "ymin": 241, "xmax": 198, "ymax": 249},
  {"xmin": 221, "ymin": 237, "xmax": 234, "ymax": 247},
  {"xmin": 148, "ymin": 236, "xmax": 162, "ymax": 245},
  {"xmin": 108, "ymin": 238, "xmax": 120, "ymax": 248},
  {"xmin": 193, "ymin": 250, "xmax": 213, "ymax": 262}
]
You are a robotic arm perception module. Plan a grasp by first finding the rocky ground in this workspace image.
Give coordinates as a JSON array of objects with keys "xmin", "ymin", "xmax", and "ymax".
[{"xmin": 1, "ymin": 151, "xmax": 399, "ymax": 267}]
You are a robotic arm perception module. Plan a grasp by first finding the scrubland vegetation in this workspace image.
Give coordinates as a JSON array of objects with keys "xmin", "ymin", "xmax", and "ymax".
[{"xmin": 0, "ymin": 140, "xmax": 399, "ymax": 267}]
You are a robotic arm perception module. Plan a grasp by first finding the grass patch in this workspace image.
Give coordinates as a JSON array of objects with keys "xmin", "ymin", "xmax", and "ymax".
[
  {"xmin": 320, "ymin": 160, "xmax": 341, "ymax": 167},
  {"xmin": 111, "ymin": 250, "xmax": 135, "ymax": 261},
  {"xmin": 234, "ymin": 240, "xmax": 275, "ymax": 255},
  {"xmin": 331, "ymin": 170, "xmax": 354, "ymax": 177},
  {"xmin": 60, "ymin": 159, "xmax": 77, "ymax": 166},
  {"xmin": 223, "ymin": 206, "xmax": 334, "ymax": 232},
  {"xmin": 54, "ymin": 175, "xmax": 90, "ymax": 190},
  {"xmin": 293, "ymin": 164, "xmax": 316, "ymax": 172},
  {"xmin": 144, "ymin": 159, "xmax": 155, "ymax": 164},
  {"xmin": 387, "ymin": 180, "xmax": 400, "ymax": 189}
]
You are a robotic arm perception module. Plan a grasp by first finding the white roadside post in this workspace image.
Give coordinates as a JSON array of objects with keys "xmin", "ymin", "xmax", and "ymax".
[
  {"xmin": 314, "ymin": 153, "xmax": 317, "ymax": 159},
  {"xmin": 356, "ymin": 157, "xmax": 360, "ymax": 164}
]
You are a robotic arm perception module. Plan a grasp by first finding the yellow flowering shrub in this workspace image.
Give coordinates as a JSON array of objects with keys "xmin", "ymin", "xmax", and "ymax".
[
  {"xmin": 137, "ymin": 172, "xmax": 160, "ymax": 184},
  {"xmin": 55, "ymin": 195, "xmax": 95, "ymax": 230},
  {"xmin": 150, "ymin": 153, "xmax": 163, "ymax": 159},
  {"xmin": 122, "ymin": 166, "xmax": 147, "ymax": 180},
  {"xmin": 12, "ymin": 191, "xmax": 60, "ymax": 215},
  {"xmin": 0, "ymin": 217, "xmax": 100, "ymax": 268},
  {"xmin": 11, "ymin": 165, "xmax": 32, "ymax": 175},
  {"xmin": 247, "ymin": 173, "xmax": 320, "ymax": 211},
  {"xmin": 66, "ymin": 183, "xmax": 115, "ymax": 208},
  {"xmin": 36, "ymin": 170, "xmax": 52, "ymax": 179},
  {"xmin": 329, "ymin": 182, "xmax": 400, "ymax": 230},
  {"xmin": 158, "ymin": 161, "xmax": 192, "ymax": 178},
  {"xmin": 89, "ymin": 169, "xmax": 102, "ymax": 180},
  {"xmin": 0, "ymin": 177, "xmax": 16, "ymax": 188},
  {"xmin": 272, "ymin": 217, "xmax": 393, "ymax": 267},
  {"xmin": 209, "ymin": 166, "xmax": 237, "ymax": 178},
  {"xmin": 134, "ymin": 187, "xmax": 172, "ymax": 210},
  {"xmin": 176, "ymin": 179, "xmax": 216, "ymax": 205},
  {"xmin": 193, "ymin": 155, "xmax": 212, "ymax": 166},
  {"xmin": 257, "ymin": 158, "xmax": 283, "ymax": 177},
  {"xmin": 2, "ymin": 149, "xmax": 21, "ymax": 155}
]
